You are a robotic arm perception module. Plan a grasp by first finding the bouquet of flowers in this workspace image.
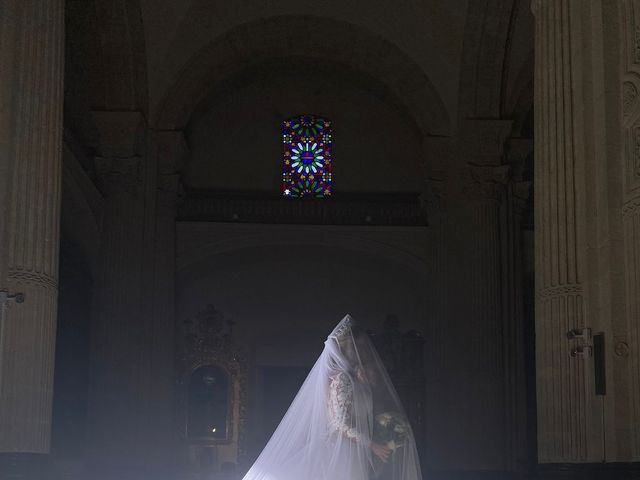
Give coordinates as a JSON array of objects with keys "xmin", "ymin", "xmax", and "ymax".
[{"xmin": 373, "ymin": 412, "xmax": 409, "ymax": 451}]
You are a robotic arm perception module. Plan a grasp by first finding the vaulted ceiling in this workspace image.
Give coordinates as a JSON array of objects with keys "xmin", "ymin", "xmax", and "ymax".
[{"xmin": 63, "ymin": 0, "xmax": 535, "ymax": 185}]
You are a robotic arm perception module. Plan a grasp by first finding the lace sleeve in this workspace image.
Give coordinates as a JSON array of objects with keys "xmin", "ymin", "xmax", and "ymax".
[{"xmin": 327, "ymin": 373, "xmax": 365, "ymax": 444}]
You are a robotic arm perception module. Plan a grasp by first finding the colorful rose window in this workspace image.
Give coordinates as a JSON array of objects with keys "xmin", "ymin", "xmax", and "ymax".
[{"xmin": 282, "ymin": 115, "xmax": 332, "ymax": 198}]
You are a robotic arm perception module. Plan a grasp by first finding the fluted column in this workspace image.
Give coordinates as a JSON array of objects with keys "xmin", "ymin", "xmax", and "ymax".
[
  {"xmin": 620, "ymin": 0, "xmax": 640, "ymax": 461},
  {"xmin": 421, "ymin": 137, "xmax": 450, "ymax": 469},
  {"xmin": 503, "ymin": 139, "xmax": 533, "ymax": 471},
  {"xmin": 149, "ymin": 130, "xmax": 185, "ymax": 467},
  {"xmin": 464, "ymin": 161, "xmax": 510, "ymax": 470},
  {"xmin": 87, "ymin": 111, "xmax": 149, "ymax": 470},
  {"xmin": 450, "ymin": 119, "xmax": 512, "ymax": 470},
  {"xmin": 87, "ymin": 117, "xmax": 182, "ymax": 478},
  {"xmin": 532, "ymin": 0, "xmax": 600, "ymax": 463},
  {"xmin": 0, "ymin": 0, "xmax": 64, "ymax": 463}
]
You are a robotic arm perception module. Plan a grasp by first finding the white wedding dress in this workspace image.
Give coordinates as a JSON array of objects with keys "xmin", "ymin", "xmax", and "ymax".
[{"xmin": 241, "ymin": 315, "xmax": 422, "ymax": 480}]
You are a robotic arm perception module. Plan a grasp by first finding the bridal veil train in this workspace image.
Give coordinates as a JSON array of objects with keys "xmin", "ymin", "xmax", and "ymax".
[{"xmin": 242, "ymin": 315, "xmax": 422, "ymax": 480}]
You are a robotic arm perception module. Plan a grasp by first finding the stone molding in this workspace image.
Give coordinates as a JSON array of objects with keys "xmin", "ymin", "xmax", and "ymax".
[
  {"xmin": 536, "ymin": 284, "xmax": 583, "ymax": 300},
  {"xmin": 6, "ymin": 270, "xmax": 58, "ymax": 291}
]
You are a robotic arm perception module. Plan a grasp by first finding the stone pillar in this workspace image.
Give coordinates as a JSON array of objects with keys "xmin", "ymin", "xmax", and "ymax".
[
  {"xmin": 87, "ymin": 111, "xmax": 147, "ymax": 471},
  {"xmin": 421, "ymin": 137, "xmax": 453, "ymax": 470},
  {"xmin": 86, "ymin": 116, "xmax": 181, "ymax": 478},
  {"xmin": 151, "ymin": 130, "xmax": 185, "ymax": 468},
  {"xmin": 463, "ymin": 162, "xmax": 510, "ymax": 471},
  {"xmin": 620, "ymin": 0, "xmax": 640, "ymax": 461},
  {"xmin": 450, "ymin": 119, "xmax": 512, "ymax": 470},
  {"xmin": 503, "ymin": 139, "xmax": 533, "ymax": 471},
  {"xmin": 0, "ymin": 0, "xmax": 65, "ymax": 472},
  {"xmin": 532, "ymin": 0, "xmax": 602, "ymax": 463}
]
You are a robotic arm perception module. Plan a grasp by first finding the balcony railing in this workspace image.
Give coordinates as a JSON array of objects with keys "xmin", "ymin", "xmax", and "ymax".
[{"xmin": 177, "ymin": 191, "xmax": 428, "ymax": 226}]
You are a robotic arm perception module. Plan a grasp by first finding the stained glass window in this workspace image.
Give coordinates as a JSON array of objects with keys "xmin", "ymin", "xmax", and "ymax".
[{"xmin": 282, "ymin": 115, "xmax": 332, "ymax": 198}]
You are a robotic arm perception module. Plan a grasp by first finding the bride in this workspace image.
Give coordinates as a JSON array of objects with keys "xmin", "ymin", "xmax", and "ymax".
[{"xmin": 242, "ymin": 315, "xmax": 422, "ymax": 480}]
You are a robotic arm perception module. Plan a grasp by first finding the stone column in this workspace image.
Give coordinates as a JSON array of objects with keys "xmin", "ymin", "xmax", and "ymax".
[
  {"xmin": 450, "ymin": 119, "xmax": 512, "ymax": 470},
  {"xmin": 421, "ymin": 137, "xmax": 452, "ymax": 470},
  {"xmin": 150, "ymin": 130, "xmax": 185, "ymax": 467},
  {"xmin": 464, "ymin": 161, "xmax": 510, "ymax": 471},
  {"xmin": 87, "ymin": 112, "xmax": 147, "ymax": 470},
  {"xmin": 86, "ymin": 117, "xmax": 181, "ymax": 478},
  {"xmin": 503, "ymin": 139, "xmax": 533, "ymax": 471},
  {"xmin": 532, "ymin": 0, "xmax": 602, "ymax": 463},
  {"xmin": 620, "ymin": 0, "xmax": 640, "ymax": 461},
  {"xmin": 0, "ymin": 0, "xmax": 65, "ymax": 473}
]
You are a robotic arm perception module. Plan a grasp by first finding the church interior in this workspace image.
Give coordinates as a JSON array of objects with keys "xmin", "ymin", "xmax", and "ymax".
[{"xmin": 1, "ymin": 0, "xmax": 639, "ymax": 479}]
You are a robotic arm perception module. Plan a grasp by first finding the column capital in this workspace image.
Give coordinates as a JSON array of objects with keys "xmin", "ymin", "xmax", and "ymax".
[{"xmin": 464, "ymin": 164, "xmax": 511, "ymax": 201}]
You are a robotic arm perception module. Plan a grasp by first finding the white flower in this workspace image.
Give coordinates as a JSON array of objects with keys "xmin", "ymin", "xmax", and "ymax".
[
  {"xmin": 387, "ymin": 440, "xmax": 404, "ymax": 451},
  {"xmin": 376, "ymin": 413, "xmax": 393, "ymax": 426},
  {"xmin": 393, "ymin": 424, "xmax": 406, "ymax": 434}
]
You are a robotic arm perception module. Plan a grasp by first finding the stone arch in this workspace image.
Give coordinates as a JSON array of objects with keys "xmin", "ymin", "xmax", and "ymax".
[
  {"xmin": 457, "ymin": 0, "xmax": 518, "ymax": 118},
  {"xmin": 153, "ymin": 15, "xmax": 451, "ymax": 137},
  {"xmin": 60, "ymin": 143, "xmax": 104, "ymax": 276}
]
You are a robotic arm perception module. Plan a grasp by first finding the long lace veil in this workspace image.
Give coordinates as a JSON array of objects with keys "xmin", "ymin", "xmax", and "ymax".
[{"xmin": 241, "ymin": 315, "xmax": 422, "ymax": 480}]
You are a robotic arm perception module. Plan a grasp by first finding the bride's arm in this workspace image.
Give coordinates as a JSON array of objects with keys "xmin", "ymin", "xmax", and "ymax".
[
  {"xmin": 327, "ymin": 373, "xmax": 364, "ymax": 443},
  {"xmin": 328, "ymin": 373, "xmax": 391, "ymax": 462}
]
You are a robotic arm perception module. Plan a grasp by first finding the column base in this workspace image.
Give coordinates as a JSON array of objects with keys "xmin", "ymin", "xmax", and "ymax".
[{"xmin": 0, "ymin": 453, "xmax": 50, "ymax": 480}]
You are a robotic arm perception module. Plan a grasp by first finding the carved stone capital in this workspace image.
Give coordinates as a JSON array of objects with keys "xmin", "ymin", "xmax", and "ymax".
[
  {"xmin": 95, "ymin": 156, "xmax": 142, "ymax": 197},
  {"xmin": 464, "ymin": 164, "xmax": 511, "ymax": 201}
]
